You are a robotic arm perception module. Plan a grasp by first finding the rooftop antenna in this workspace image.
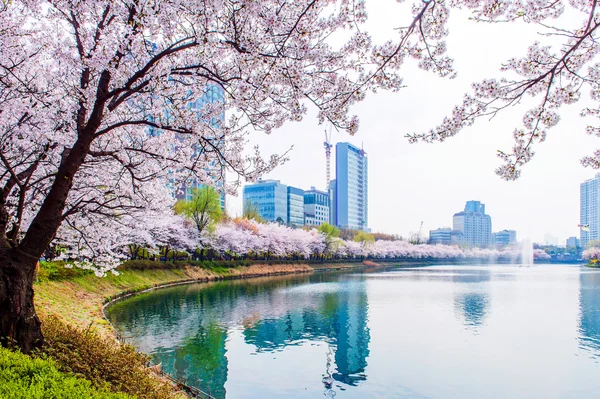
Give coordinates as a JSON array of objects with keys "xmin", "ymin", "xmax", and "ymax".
[{"xmin": 324, "ymin": 126, "xmax": 332, "ymax": 191}]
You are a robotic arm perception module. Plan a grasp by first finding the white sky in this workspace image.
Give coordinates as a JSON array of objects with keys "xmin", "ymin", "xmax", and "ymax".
[{"xmin": 226, "ymin": 1, "xmax": 599, "ymax": 245}]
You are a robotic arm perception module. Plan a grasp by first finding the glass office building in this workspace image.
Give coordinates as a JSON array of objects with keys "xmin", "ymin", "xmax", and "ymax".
[
  {"xmin": 334, "ymin": 143, "xmax": 368, "ymax": 231},
  {"xmin": 429, "ymin": 227, "xmax": 452, "ymax": 245},
  {"xmin": 304, "ymin": 187, "xmax": 330, "ymax": 227},
  {"xmin": 287, "ymin": 186, "xmax": 305, "ymax": 227},
  {"xmin": 329, "ymin": 180, "xmax": 337, "ymax": 226},
  {"xmin": 243, "ymin": 180, "xmax": 288, "ymax": 223},
  {"xmin": 581, "ymin": 173, "xmax": 600, "ymax": 248}
]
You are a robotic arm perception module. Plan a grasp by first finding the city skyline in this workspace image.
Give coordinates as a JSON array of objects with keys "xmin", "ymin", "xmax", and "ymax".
[
  {"xmin": 227, "ymin": 140, "xmax": 588, "ymax": 243},
  {"xmin": 242, "ymin": 142, "xmax": 369, "ymax": 231},
  {"xmin": 225, "ymin": 6, "xmax": 594, "ymax": 244}
]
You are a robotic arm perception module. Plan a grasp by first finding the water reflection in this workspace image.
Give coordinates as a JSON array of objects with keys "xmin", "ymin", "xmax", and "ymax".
[
  {"xmin": 105, "ymin": 272, "xmax": 371, "ymax": 398},
  {"xmin": 579, "ymin": 271, "xmax": 600, "ymax": 358},
  {"xmin": 453, "ymin": 269, "xmax": 491, "ymax": 331},
  {"xmin": 106, "ymin": 265, "xmax": 600, "ymax": 399},
  {"xmin": 245, "ymin": 286, "xmax": 370, "ymax": 387}
]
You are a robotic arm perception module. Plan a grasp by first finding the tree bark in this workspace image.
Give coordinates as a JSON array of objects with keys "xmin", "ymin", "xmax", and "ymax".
[{"xmin": 0, "ymin": 250, "xmax": 42, "ymax": 353}]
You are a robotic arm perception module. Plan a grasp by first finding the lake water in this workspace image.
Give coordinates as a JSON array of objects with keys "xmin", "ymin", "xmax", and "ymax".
[{"xmin": 105, "ymin": 265, "xmax": 600, "ymax": 399}]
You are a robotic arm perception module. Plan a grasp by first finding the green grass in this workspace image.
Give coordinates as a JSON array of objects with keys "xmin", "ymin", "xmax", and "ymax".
[{"xmin": 0, "ymin": 346, "xmax": 131, "ymax": 399}]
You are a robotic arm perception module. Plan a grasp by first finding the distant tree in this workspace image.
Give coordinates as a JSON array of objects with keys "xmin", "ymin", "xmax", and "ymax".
[
  {"xmin": 408, "ymin": 233, "xmax": 427, "ymax": 245},
  {"xmin": 318, "ymin": 223, "xmax": 340, "ymax": 256},
  {"xmin": 583, "ymin": 246, "xmax": 600, "ymax": 263},
  {"xmin": 354, "ymin": 231, "xmax": 375, "ymax": 245},
  {"xmin": 353, "ymin": 231, "xmax": 375, "ymax": 258},
  {"xmin": 175, "ymin": 186, "xmax": 223, "ymax": 238},
  {"xmin": 243, "ymin": 201, "xmax": 264, "ymax": 223},
  {"xmin": 372, "ymin": 232, "xmax": 395, "ymax": 241},
  {"xmin": 339, "ymin": 228, "xmax": 359, "ymax": 241},
  {"xmin": 587, "ymin": 240, "xmax": 600, "ymax": 249},
  {"xmin": 318, "ymin": 223, "xmax": 340, "ymax": 240}
]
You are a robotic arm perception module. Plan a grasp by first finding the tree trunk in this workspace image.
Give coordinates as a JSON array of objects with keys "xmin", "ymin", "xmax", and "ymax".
[{"xmin": 0, "ymin": 251, "xmax": 43, "ymax": 353}]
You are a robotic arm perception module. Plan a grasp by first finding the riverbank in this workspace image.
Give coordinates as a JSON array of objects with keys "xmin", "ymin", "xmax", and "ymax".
[{"xmin": 34, "ymin": 262, "xmax": 364, "ymax": 337}]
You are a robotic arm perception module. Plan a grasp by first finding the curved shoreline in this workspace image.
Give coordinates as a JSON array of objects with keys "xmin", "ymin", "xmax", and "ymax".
[
  {"xmin": 100, "ymin": 268, "xmax": 319, "ymax": 322},
  {"xmin": 100, "ymin": 264, "xmax": 371, "ymax": 312},
  {"xmin": 34, "ymin": 262, "xmax": 370, "ymax": 339},
  {"xmin": 98, "ymin": 264, "xmax": 369, "ymax": 399}
]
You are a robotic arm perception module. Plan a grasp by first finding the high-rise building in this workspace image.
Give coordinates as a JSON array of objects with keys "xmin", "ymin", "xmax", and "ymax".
[
  {"xmin": 334, "ymin": 143, "xmax": 368, "ymax": 230},
  {"xmin": 243, "ymin": 179, "xmax": 288, "ymax": 223},
  {"xmin": 329, "ymin": 179, "xmax": 337, "ymax": 226},
  {"xmin": 429, "ymin": 227, "xmax": 452, "ymax": 245},
  {"xmin": 304, "ymin": 187, "xmax": 330, "ymax": 227},
  {"xmin": 453, "ymin": 201, "xmax": 492, "ymax": 247},
  {"xmin": 492, "ymin": 230, "xmax": 517, "ymax": 247},
  {"xmin": 581, "ymin": 174, "xmax": 600, "ymax": 248},
  {"xmin": 287, "ymin": 186, "xmax": 305, "ymax": 227}
]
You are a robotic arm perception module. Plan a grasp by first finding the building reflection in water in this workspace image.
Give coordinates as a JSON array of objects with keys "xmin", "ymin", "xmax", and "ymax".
[
  {"xmin": 106, "ymin": 272, "xmax": 370, "ymax": 399},
  {"xmin": 579, "ymin": 271, "xmax": 600, "ymax": 358},
  {"xmin": 452, "ymin": 269, "xmax": 491, "ymax": 331},
  {"xmin": 244, "ymin": 283, "xmax": 370, "ymax": 388}
]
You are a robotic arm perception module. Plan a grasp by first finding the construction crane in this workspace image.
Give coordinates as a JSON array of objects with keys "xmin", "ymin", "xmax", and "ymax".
[
  {"xmin": 324, "ymin": 127, "xmax": 332, "ymax": 190},
  {"xmin": 410, "ymin": 221, "xmax": 424, "ymax": 244}
]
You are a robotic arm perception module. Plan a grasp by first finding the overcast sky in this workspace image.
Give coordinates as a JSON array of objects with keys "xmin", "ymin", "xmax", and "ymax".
[{"xmin": 226, "ymin": 1, "xmax": 598, "ymax": 245}]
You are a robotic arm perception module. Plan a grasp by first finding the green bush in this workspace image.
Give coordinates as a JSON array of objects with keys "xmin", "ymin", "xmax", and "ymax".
[
  {"xmin": 37, "ymin": 261, "xmax": 94, "ymax": 282},
  {"xmin": 40, "ymin": 317, "xmax": 179, "ymax": 399},
  {"xmin": 0, "ymin": 346, "xmax": 130, "ymax": 399}
]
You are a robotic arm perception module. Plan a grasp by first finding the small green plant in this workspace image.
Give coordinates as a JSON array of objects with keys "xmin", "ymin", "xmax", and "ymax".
[{"xmin": 0, "ymin": 346, "xmax": 130, "ymax": 399}]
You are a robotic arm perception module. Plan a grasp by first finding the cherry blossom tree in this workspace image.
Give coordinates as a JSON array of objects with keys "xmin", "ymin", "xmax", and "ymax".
[
  {"xmin": 206, "ymin": 220, "xmax": 552, "ymax": 264},
  {"xmin": 533, "ymin": 248, "xmax": 552, "ymax": 261},
  {"xmin": 0, "ymin": 0, "xmax": 403, "ymax": 352},
  {"xmin": 583, "ymin": 246, "xmax": 600, "ymax": 263},
  {"xmin": 403, "ymin": 0, "xmax": 600, "ymax": 180}
]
